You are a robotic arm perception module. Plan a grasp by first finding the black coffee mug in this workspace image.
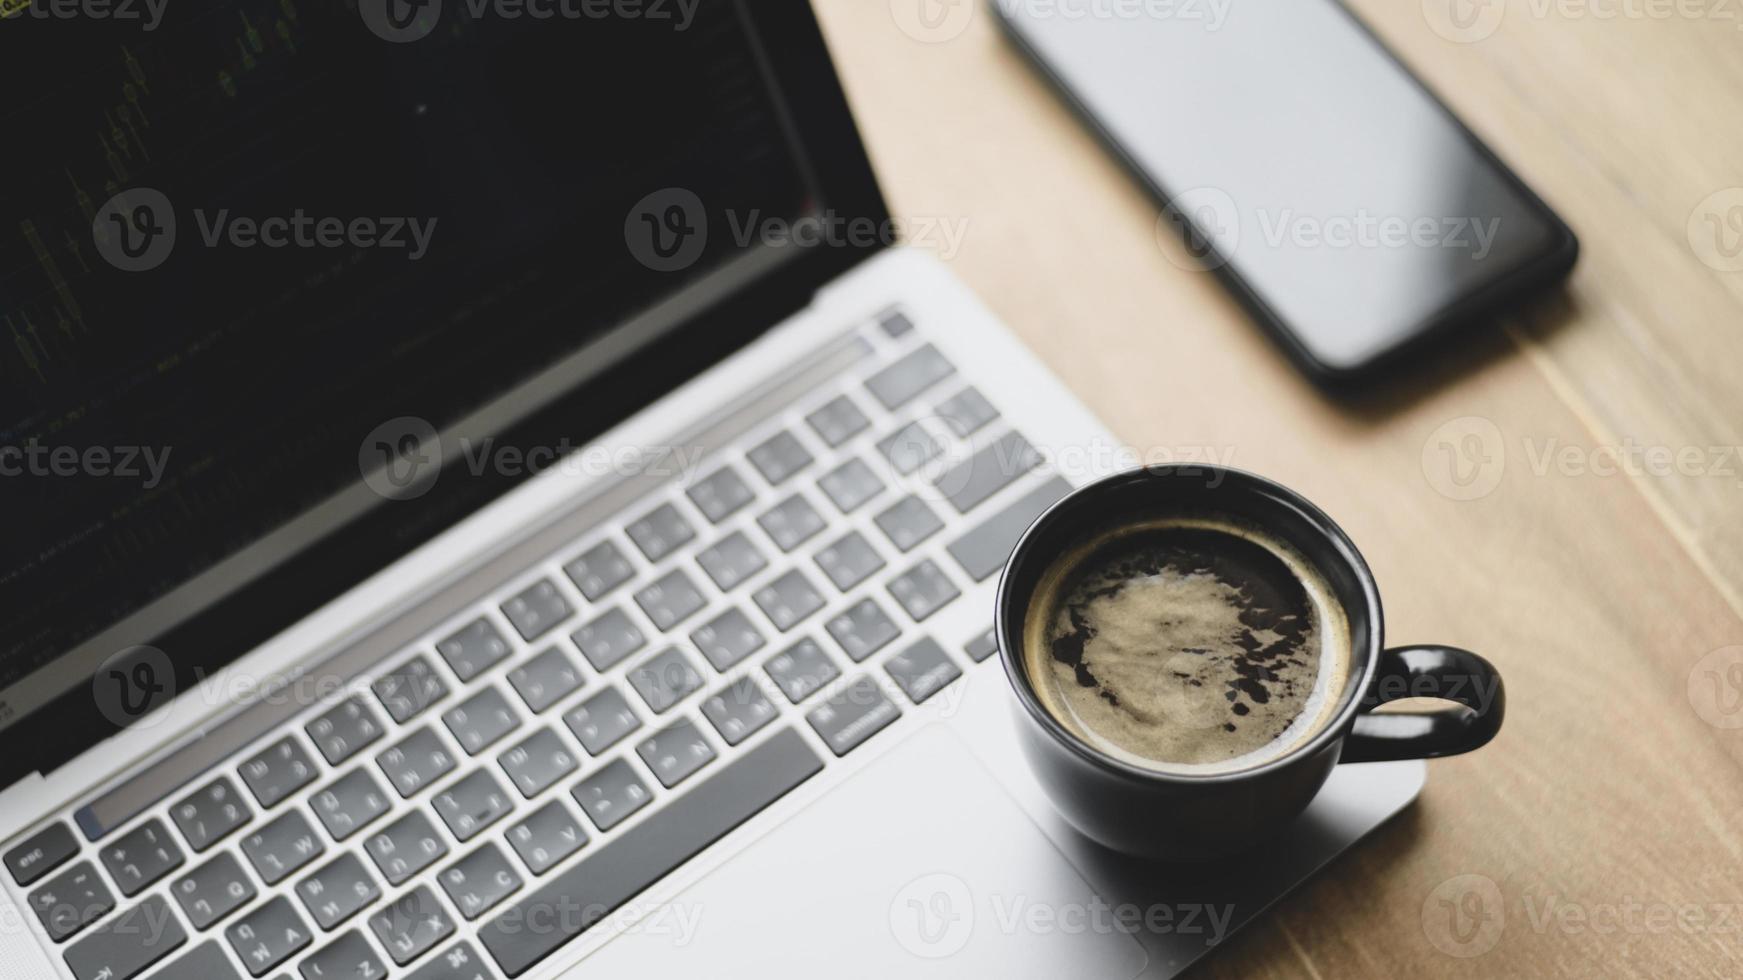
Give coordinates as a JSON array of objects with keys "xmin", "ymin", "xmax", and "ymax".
[{"xmin": 996, "ymin": 466, "xmax": 1505, "ymax": 861}]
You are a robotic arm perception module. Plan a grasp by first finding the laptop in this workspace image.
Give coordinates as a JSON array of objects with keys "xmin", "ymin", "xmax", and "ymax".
[{"xmin": 0, "ymin": 3, "xmax": 1424, "ymax": 977}]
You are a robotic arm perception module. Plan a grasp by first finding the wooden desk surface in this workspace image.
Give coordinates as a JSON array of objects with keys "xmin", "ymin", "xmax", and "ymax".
[{"xmin": 810, "ymin": 2, "xmax": 1743, "ymax": 975}]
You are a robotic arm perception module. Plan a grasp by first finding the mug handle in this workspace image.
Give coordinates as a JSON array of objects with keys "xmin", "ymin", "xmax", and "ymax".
[{"xmin": 1340, "ymin": 645, "xmax": 1505, "ymax": 764}]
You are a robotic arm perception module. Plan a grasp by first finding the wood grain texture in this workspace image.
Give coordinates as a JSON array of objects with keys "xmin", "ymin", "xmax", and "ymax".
[{"xmin": 808, "ymin": 2, "xmax": 1743, "ymax": 975}]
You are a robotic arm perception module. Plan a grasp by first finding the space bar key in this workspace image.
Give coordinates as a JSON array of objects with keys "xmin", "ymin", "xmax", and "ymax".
[{"xmin": 478, "ymin": 727, "xmax": 824, "ymax": 976}]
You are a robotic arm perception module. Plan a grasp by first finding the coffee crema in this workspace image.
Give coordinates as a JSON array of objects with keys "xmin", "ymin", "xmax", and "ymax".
[{"xmin": 1022, "ymin": 517, "xmax": 1352, "ymax": 775}]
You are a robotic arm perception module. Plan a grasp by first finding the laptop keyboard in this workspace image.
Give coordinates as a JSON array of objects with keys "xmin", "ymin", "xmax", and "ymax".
[{"xmin": 3, "ymin": 310, "xmax": 1078, "ymax": 980}]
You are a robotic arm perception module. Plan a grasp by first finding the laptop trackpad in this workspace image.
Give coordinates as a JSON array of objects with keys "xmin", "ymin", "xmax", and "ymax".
[{"xmin": 576, "ymin": 725, "xmax": 1149, "ymax": 977}]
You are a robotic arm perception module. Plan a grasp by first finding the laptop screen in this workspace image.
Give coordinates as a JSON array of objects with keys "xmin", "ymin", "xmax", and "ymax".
[{"xmin": 0, "ymin": 0, "xmax": 882, "ymax": 769}]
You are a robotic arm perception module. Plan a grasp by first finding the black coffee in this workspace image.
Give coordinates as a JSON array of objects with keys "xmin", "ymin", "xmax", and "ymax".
[{"xmin": 1021, "ymin": 517, "xmax": 1351, "ymax": 774}]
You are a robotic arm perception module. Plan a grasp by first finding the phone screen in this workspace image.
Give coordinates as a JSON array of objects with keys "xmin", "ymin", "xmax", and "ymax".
[{"xmin": 997, "ymin": 0, "xmax": 1575, "ymax": 378}]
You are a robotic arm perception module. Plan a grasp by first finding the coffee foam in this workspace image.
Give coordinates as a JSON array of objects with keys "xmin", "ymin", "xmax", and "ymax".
[{"xmin": 1022, "ymin": 516, "xmax": 1352, "ymax": 775}]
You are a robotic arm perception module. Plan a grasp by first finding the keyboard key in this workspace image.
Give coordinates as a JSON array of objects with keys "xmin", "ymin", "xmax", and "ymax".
[
  {"xmin": 151, "ymin": 940, "xmax": 241, "ymax": 980},
  {"xmin": 633, "ymin": 569, "xmax": 706, "ymax": 631},
  {"xmin": 626, "ymin": 647, "xmax": 704, "ymax": 714},
  {"xmin": 368, "ymin": 886, "xmax": 454, "ymax": 966},
  {"xmin": 166, "ymin": 783, "xmax": 250, "ymax": 856},
  {"xmin": 694, "ymin": 530, "xmax": 768, "ymax": 591},
  {"xmin": 225, "ymin": 896, "xmax": 311, "ymax": 977},
  {"xmin": 947, "ymin": 476, "xmax": 1074, "ymax": 582},
  {"xmin": 764, "ymin": 638, "xmax": 841, "ymax": 703},
  {"xmin": 814, "ymin": 530, "xmax": 886, "ymax": 591},
  {"xmin": 434, "ymin": 770, "xmax": 515, "ymax": 842},
  {"xmin": 239, "ymin": 737, "xmax": 319, "ymax": 809},
  {"xmin": 752, "ymin": 569, "xmax": 825, "ymax": 631},
  {"xmin": 371, "ymin": 655, "xmax": 449, "ymax": 724},
  {"xmin": 965, "ymin": 627, "xmax": 999, "ymax": 663},
  {"xmin": 435, "ymin": 619, "xmax": 512, "ymax": 684},
  {"xmin": 296, "ymin": 853, "xmax": 381, "ymax": 929},
  {"xmin": 825, "ymin": 597, "xmax": 902, "ymax": 663},
  {"xmin": 298, "ymin": 930, "xmax": 383, "ymax": 980},
  {"xmin": 65, "ymin": 893, "xmax": 186, "ymax": 980},
  {"xmin": 501, "ymin": 579, "xmax": 572, "ymax": 642},
  {"xmin": 440, "ymin": 843, "xmax": 523, "ymax": 920},
  {"xmin": 377, "ymin": 727, "xmax": 458, "ymax": 798},
  {"xmin": 241, "ymin": 810, "xmax": 325, "ymax": 885},
  {"xmin": 571, "ymin": 759, "xmax": 652, "ymax": 833},
  {"xmin": 701, "ymin": 677, "xmax": 778, "ymax": 746},
  {"xmin": 563, "ymin": 687, "xmax": 643, "ymax": 756},
  {"xmin": 625, "ymin": 502, "xmax": 694, "ymax": 562},
  {"xmin": 873, "ymin": 495, "xmax": 944, "ymax": 552},
  {"xmin": 506, "ymin": 802, "xmax": 588, "ymax": 876},
  {"xmin": 636, "ymin": 717, "xmax": 718, "ymax": 788},
  {"xmin": 689, "ymin": 606, "xmax": 766, "ymax": 671},
  {"xmin": 865, "ymin": 343, "xmax": 954, "ymax": 410},
  {"xmin": 877, "ymin": 308, "xmax": 915, "ymax": 338},
  {"xmin": 804, "ymin": 394, "xmax": 870, "ymax": 447},
  {"xmin": 444, "ymin": 685, "xmax": 522, "ymax": 756},
  {"xmin": 935, "ymin": 386, "xmax": 999, "ymax": 436},
  {"xmin": 686, "ymin": 466, "xmax": 756, "ymax": 523},
  {"xmin": 564, "ymin": 540, "xmax": 635, "ymax": 601},
  {"xmin": 479, "ymin": 728, "xmax": 823, "ymax": 976},
  {"xmin": 935, "ymin": 430, "xmax": 1041, "ymax": 514},
  {"xmin": 309, "ymin": 769, "xmax": 391, "ymax": 841},
  {"xmin": 746, "ymin": 430, "xmax": 813, "ymax": 485},
  {"xmin": 884, "ymin": 638, "xmax": 964, "ymax": 704},
  {"xmin": 888, "ymin": 559, "xmax": 961, "ymax": 623},
  {"xmin": 173, "ymin": 851, "xmax": 256, "ymax": 930},
  {"xmin": 817, "ymin": 457, "xmax": 884, "ymax": 514},
  {"xmin": 507, "ymin": 647, "xmax": 583, "ymax": 714},
  {"xmin": 877, "ymin": 422, "xmax": 942, "ymax": 475},
  {"xmin": 806, "ymin": 676, "xmax": 901, "ymax": 756},
  {"xmin": 497, "ymin": 728, "xmax": 579, "ymax": 799},
  {"xmin": 6, "ymin": 821, "xmax": 78, "ymax": 886},
  {"xmin": 409, "ymin": 941, "xmax": 490, "ymax": 980},
  {"xmin": 364, "ymin": 811, "xmax": 449, "ymax": 887},
  {"xmin": 29, "ymin": 861, "xmax": 114, "ymax": 942},
  {"xmin": 756, "ymin": 493, "xmax": 826, "ymax": 552},
  {"xmin": 306, "ymin": 697, "xmax": 387, "ymax": 767},
  {"xmin": 570, "ymin": 607, "xmax": 646, "ymax": 672},
  {"xmin": 102, "ymin": 817, "xmax": 185, "ymax": 896}
]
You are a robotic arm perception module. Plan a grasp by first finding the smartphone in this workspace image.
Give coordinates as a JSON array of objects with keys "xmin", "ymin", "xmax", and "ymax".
[{"xmin": 993, "ymin": 0, "xmax": 1578, "ymax": 386}]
